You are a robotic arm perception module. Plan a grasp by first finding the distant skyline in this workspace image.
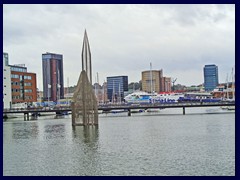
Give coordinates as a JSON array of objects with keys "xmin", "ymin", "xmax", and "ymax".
[{"xmin": 3, "ymin": 4, "xmax": 235, "ymax": 91}]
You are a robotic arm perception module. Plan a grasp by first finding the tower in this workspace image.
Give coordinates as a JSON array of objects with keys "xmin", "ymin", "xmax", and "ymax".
[
  {"xmin": 42, "ymin": 53, "xmax": 64, "ymax": 102},
  {"xmin": 203, "ymin": 64, "xmax": 219, "ymax": 91}
]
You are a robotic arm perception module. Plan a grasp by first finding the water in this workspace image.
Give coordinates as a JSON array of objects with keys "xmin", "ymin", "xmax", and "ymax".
[{"xmin": 3, "ymin": 108, "xmax": 235, "ymax": 176}]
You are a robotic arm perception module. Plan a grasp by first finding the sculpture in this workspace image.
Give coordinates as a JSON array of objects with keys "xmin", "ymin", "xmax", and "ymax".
[{"xmin": 71, "ymin": 30, "xmax": 98, "ymax": 126}]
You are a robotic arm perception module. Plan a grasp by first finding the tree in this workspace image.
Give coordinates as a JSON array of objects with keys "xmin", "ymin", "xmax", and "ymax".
[{"xmin": 128, "ymin": 82, "xmax": 142, "ymax": 91}]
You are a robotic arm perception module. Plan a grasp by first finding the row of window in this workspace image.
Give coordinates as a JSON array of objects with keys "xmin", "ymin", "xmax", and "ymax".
[
  {"xmin": 11, "ymin": 82, "xmax": 20, "ymax": 86},
  {"xmin": 12, "ymin": 96, "xmax": 21, "ymax": 99},
  {"xmin": 11, "ymin": 74, "xmax": 32, "ymax": 80},
  {"xmin": 24, "ymin": 76, "xmax": 32, "ymax": 80},
  {"xmin": 11, "ymin": 74, "xmax": 19, "ymax": 78},
  {"xmin": 25, "ymin": 89, "xmax": 33, "ymax": 93},
  {"xmin": 24, "ymin": 82, "xmax": 32, "ymax": 86},
  {"xmin": 25, "ymin": 96, "xmax": 33, "ymax": 99},
  {"xmin": 12, "ymin": 96, "xmax": 32, "ymax": 100},
  {"xmin": 12, "ymin": 89, "xmax": 33, "ymax": 93},
  {"xmin": 11, "ymin": 67, "xmax": 27, "ymax": 72},
  {"xmin": 11, "ymin": 82, "xmax": 33, "ymax": 86}
]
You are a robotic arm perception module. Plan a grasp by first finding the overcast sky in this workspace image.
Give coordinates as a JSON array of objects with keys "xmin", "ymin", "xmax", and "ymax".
[{"xmin": 3, "ymin": 4, "xmax": 235, "ymax": 90}]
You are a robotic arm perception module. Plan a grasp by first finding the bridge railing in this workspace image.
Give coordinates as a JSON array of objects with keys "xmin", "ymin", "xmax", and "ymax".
[
  {"xmin": 3, "ymin": 101, "xmax": 235, "ymax": 112},
  {"xmin": 3, "ymin": 106, "xmax": 71, "ymax": 112}
]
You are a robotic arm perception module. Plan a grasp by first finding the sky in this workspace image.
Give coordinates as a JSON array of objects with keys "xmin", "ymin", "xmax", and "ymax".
[{"xmin": 3, "ymin": 4, "xmax": 235, "ymax": 91}]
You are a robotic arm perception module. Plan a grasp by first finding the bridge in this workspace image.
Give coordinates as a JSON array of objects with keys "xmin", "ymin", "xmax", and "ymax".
[{"xmin": 3, "ymin": 101, "xmax": 235, "ymax": 121}]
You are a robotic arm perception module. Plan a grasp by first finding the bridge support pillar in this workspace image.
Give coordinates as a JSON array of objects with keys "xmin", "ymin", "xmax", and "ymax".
[
  {"xmin": 183, "ymin": 107, "xmax": 185, "ymax": 115},
  {"xmin": 24, "ymin": 113, "xmax": 29, "ymax": 121},
  {"xmin": 128, "ymin": 109, "xmax": 131, "ymax": 116},
  {"xmin": 3, "ymin": 114, "xmax": 8, "ymax": 119},
  {"xmin": 71, "ymin": 102, "xmax": 76, "ymax": 126}
]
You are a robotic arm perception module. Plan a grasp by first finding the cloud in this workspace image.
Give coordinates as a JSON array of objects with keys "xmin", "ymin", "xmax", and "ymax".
[{"xmin": 3, "ymin": 4, "xmax": 235, "ymax": 90}]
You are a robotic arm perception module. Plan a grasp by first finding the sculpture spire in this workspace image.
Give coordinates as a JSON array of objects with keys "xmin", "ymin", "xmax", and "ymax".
[{"xmin": 82, "ymin": 29, "xmax": 92, "ymax": 84}]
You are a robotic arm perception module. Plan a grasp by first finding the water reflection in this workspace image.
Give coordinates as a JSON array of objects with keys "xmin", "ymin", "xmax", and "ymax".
[
  {"xmin": 12, "ymin": 122, "xmax": 39, "ymax": 140},
  {"xmin": 72, "ymin": 125, "xmax": 99, "ymax": 144},
  {"xmin": 43, "ymin": 124, "xmax": 66, "ymax": 140},
  {"xmin": 71, "ymin": 125, "xmax": 101, "ymax": 175},
  {"xmin": 54, "ymin": 114, "xmax": 70, "ymax": 119}
]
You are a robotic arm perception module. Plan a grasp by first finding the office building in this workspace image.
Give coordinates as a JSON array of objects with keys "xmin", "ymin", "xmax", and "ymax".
[
  {"xmin": 203, "ymin": 64, "xmax": 219, "ymax": 91},
  {"xmin": 142, "ymin": 70, "xmax": 163, "ymax": 93},
  {"xmin": 10, "ymin": 64, "xmax": 37, "ymax": 104},
  {"xmin": 162, "ymin": 77, "xmax": 171, "ymax": 92},
  {"xmin": 107, "ymin": 76, "xmax": 128, "ymax": 102},
  {"xmin": 3, "ymin": 52, "xmax": 12, "ymax": 108},
  {"xmin": 42, "ymin": 52, "xmax": 64, "ymax": 102}
]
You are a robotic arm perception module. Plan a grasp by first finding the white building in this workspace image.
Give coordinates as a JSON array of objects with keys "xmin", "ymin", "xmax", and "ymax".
[{"xmin": 3, "ymin": 52, "xmax": 12, "ymax": 109}]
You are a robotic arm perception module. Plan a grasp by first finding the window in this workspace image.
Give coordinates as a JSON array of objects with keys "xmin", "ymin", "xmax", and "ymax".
[
  {"xmin": 24, "ymin": 89, "xmax": 33, "ymax": 93},
  {"xmin": 11, "ymin": 67, "xmax": 27, "ymax": 72},
  {"xmin": 11, "ymin": 82, "xmax": 19, "ymax": 86},
  {"xmin": 12, "ymin": 89, "xmax": 20, "ymax": 92},
  {"xmin": 24, "ymin": 76, "xmax": 32, "ymax": 80},
  {"xmin": 11, "ymin": 74, "xmax": 19, "ymax": 79},
  {"xmin": 13, "ymin": 96, "xmax": 21, "ymax": 99},
  {"xmin": 24, "ymin": 82, "xmax": 32, "ymax": 86},
  {"xmin": 25, "ymin": 96, "xmax": 32, "ymax": 100}
]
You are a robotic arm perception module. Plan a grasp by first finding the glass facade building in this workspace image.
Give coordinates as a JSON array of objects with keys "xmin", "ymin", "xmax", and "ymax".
[
  {"xmin": 107, "ymin": 76, "xmax": 128, "ymax": 102},
  {"xmin": 42, "ymin": 53, "xmax": 64, "ymax": 102},
  {"xmin": 203, "ymin": 64, "xmax": 219, "ymax": 91}
]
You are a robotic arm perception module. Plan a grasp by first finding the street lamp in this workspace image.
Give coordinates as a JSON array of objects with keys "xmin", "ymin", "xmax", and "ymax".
[
  {"xmin": 48, "ymin": 84, "xmax": 51, "ymax": 106},
  {"xmin": 57, "ymin": 84, "xmax": 61, "ymax": 105}
]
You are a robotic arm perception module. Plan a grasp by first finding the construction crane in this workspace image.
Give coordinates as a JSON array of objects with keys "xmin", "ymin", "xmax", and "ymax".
[{"xmin": 172, "ymin": 78, "xmax": 177, "ymax": 92}]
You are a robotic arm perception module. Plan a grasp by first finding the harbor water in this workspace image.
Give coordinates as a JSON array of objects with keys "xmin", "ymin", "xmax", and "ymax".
[{"xmin": 3, "ymin": 107, "xmax": 235, "ymax": 176}]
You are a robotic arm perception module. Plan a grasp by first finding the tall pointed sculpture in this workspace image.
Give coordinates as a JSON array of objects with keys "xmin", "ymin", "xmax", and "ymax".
[
  {"xmin": 82, "ymin": 30, "xmax": 92, "ymax": 84},
  {"xmin": 71, "ymin": 30, "xmax": 98, "ymax": 126}
]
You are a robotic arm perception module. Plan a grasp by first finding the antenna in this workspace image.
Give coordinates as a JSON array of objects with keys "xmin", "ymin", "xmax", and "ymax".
[
  {"xmin": 226, "ymin": 73, "xmax": 229, "ymax": 99},
  {"xmin": 67, "ymin": 77, "xmax": 69, "ymax": 105},
  {"xmin": 150, "ymin": 62, "xmax": 153, "ymax": 93},
  {"xmin": 232, "ymin": 67, "xmax": 235, "ymax": 100}
]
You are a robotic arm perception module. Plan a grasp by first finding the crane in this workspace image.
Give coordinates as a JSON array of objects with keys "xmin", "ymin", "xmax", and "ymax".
[{"xmin": 172, "ymin": 78, "xmax": 177, "ymax": 92}]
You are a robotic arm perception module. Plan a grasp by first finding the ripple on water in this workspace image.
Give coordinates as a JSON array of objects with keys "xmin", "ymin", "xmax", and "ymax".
[{"xmin": 3, "ymin": 113, "xmax": 235, "ymax": 176}]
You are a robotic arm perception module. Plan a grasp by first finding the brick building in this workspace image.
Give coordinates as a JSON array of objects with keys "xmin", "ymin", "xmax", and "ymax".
[{"xmin": 10, "ymin": 64, "xmax": 37, "ymax": 104}]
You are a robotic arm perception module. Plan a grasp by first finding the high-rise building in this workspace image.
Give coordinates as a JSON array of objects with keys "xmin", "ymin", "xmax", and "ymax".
[
  {"xmin": 142, "ymin": 70, "xmax": 163, "ymax": 93},
  {"xmin": 107, "ymin": 76, "xmax": 128, "ymax": 102},
  {"xmin": 10, "ymin": 64, "xmax": 37, "ymax": 104},
  {"xmin": 203, "ymin": 64, "xmax": 219, "ymax": 91},
  {"xmin": 42, "ymin": 53, "xmax": 64, "ymax": 102},
  {"xmin": 3, "ymin": 52, "xmax": 12, "ymax": 108},
  {"xmin": 162, "ymin": 77, "xmax": 172, "ymax": 92}
]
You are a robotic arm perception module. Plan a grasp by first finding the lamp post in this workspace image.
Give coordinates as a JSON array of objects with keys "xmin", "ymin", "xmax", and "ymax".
[
  {"xmin": 48, "ymin": 84, "xmax": 51, "ymax": 106},
  {"xmin": 57, "ymin": 84, "xmax": 61, "ymax": 105}
]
